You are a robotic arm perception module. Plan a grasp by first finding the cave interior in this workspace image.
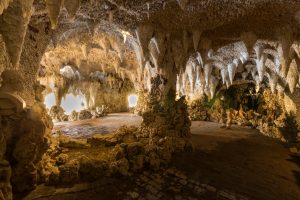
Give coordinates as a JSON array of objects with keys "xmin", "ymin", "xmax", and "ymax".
[{"xmin": 0, "ymin": 0, "xmax": 300, "ymax": 200}]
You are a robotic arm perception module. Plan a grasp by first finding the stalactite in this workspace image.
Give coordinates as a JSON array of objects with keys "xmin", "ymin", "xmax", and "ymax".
[
  {"xmin": 121, "ymin": 30, "xmax": 130, "ymax": 44},
  {"xmin": 241, "ymin": 71, "xmax": 249, "ymax": 80},
  {"xmin": 186, "ymin": 59, "xmax": 197, "ymax": 94},
  {"xmin": 192, "ymin": 30, "xmax": 201, "ymax": 52},
  {"xmin": 254, "ymin": 75, "xmax": 261, "ymax": 92},
  {"xmin": 64, "ymin": 0, "xmax": 81, "ymax": 19},
  {"xmin": 46, "ymin": 0, "xmax": 63, "ymax": 29},
  {"xmin": 136, "ymin": 25, "xmax": 154, "ymax": 59},
  {"xmin": 239, "ymin": 52, "xmax": 248, "ymax": 64},
  {"xmin": 204, "ymin": 64, "xmax": 212, "ymax": 86},
  {"xmin": 228, "ymin": 63, "xmax": 237, "ymax": 84},
  {"xmin": 245, "ymin": 65, "xmax": 253, "ymax": 73},
  {"xmin": 256, "ymin": 53, "xmax": 267, "ymax": 83},
  {"xmin": 196, "ymin": 52, "xmax": 204, "ymax": 68},
  {"xmin": 177, "ymin": 0, "xmax": 189, "ymax": 10},
  {"xmin": 149, "ymin": 37, "xmax": 159, "ymax": 69},
  {"xmin": 109, "ymin": 37, "xmax": 123, "ymax": 62},
  {"xmin": 182, "ymin": 30, "xmax": 190, "ymax": 55},
  {"xmin": 277, "ymin": 26, "xmax": 294, "ymax": 77},
  {"xmin": 240, "ymin": 31, "xmax": 257, "ymax": 55},
  {"xmin": 147, "ymin": 2, "xmax": 150, "ymax": 19},
  {"xmin": 267, "ymin": 71, "xmax": 278, "ymax": 93},
  {"xmin": 287, "ymin": 59, "xmax": 299, "ymax": 93},
  {"xmin": 172, "ymin": 39, "xmax": 185, "ymax": 70},
  {"xmin": 198, "ymin": 37, "xmax": 211, "ymax": 63},
  {"xmin": 274, "ymin": 55, "xmax": 281, "ymax": 74},
  {"xmin": 221, "ymin": 68, "xmax": 228, "ymax": 85},
  {"xmin": 251, "ymin": 67, "xmax": 257, "ymax": 79},
  {"xmin": 209, "ymin": 75, "xmax": 218, "ymax": 99},
  {"xmin": 0, "ymin": 0, "xmax": 34, "ymax": 67},
  {"xmin": 181, "ymin": 72, "xmax": 187, "ymax": 95}
]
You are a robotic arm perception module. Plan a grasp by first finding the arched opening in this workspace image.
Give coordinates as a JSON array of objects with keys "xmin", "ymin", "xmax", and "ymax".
[{"xmin": 128, "ymin": 94, "xmax": 138, "ymax": 108}]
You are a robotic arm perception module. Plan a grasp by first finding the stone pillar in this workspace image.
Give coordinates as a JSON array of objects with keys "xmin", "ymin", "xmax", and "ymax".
[
  {"xmin": 135, "ymin": 89, "xmax": 148, "ymax": 115},
  {"xmin": 140, "ymin": 75, "xmax": 191, "ymax": 143},
  {"xmin": 0, "ymin": 92, "xmax": 27, "ymax": 200},
  {"xmin": 0, "ymin": 12, "xmax": 54, "ymax": 196}
]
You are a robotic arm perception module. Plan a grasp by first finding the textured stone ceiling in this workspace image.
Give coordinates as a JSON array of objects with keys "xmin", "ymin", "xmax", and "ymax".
[{"xmin": 1, "ymin": 0, "xmax": 300, "ymax": 100}]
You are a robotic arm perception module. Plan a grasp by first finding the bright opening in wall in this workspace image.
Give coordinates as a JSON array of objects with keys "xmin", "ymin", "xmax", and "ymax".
[
  {"xmin": 61, "ymin": 94, "xmax": 86, "ymax": 114},
  {"xmin": 128, "ymin": 95, "xmax": 138, "ymax": 108},
  {"xmin": 44, "ymin": 93, "xmax": 86, "ymax": 115},
  {"xmin": 44, "ymin": 93, "xmax": 56, "ymax": 109}
]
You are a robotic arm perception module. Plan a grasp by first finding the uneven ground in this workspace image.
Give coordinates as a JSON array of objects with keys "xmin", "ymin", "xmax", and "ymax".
[{"xmin": 25, "ymin": 117, "xmax": 300, "ymax": 200}]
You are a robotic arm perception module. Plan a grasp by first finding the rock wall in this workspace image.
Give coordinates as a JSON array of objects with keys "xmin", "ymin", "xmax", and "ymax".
[
  {"xmin": 0, "ymin": 6, "xmax": 54, "ymax": 199},
  {"xmin": 0, "ymin": 92, "xmax": 53, "ymax": 199},
  {"xmin": 189, "ymin": 85, "xmax": 300, "ymax": 142}
]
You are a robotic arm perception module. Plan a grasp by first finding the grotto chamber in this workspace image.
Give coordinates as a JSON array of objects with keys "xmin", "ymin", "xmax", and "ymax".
[{"xmin": 0, "ymin": 0, "xmax": 300, "ymax": 200}]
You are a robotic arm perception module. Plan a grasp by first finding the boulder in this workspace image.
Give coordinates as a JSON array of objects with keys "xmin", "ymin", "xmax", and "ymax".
[
  {"xmin": 68, "ymin": 110, "xmax": 78, "ymax": 121},
  {"xmin": 79, "ymin": 157, "xmax": 109, "ymax": 180},
  {"xmin": 110, "ymin": 158, "xmax": 129, "ymax": 176},
  {"xmin": 126, "ymin": 142, "xmax": 144, "ymax": 158},
  {"xmin": 59, "ymin": 160, "xmax": 80, "ymax": 184},
  {"xmin": 78, "ymin": 110, "xmax": 92, "ymax": 120}
]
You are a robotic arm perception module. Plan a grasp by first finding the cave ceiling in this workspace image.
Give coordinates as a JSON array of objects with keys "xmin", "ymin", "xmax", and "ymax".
[{"xmin": 1, "ymin": 0, "xmax": 300, "ymax": 98}]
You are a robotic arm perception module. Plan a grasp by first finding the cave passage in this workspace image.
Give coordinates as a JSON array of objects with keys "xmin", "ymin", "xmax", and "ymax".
[{"xmin": 1, "ymin": 1, "xmax": 300, "ymax": 200}]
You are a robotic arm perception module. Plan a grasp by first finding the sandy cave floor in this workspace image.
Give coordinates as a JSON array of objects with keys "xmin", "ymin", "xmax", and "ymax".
[
  {"xmin": 25, "ymin": 114, "xmax": 300, "ymax": 200},
  {"xmin": 54, "ymin": 113, "xmax": 143, "ymax": 138}
]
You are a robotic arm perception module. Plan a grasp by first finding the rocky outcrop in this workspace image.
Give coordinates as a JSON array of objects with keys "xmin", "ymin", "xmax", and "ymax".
[
  {"xmin": 38, "ymin": 125, "xmax": 192, "ymax": 186},
  {"xmin": 49, "ymin": 106, "xmax": 67, "ymax": 122},
  {"xmin": 0, "ymin": 160, "xmax": 12, "ymax": 200},
  {"xmin": 189, "ymin": 86, "xmax": 300, "ymax": 142},
  {"xmin": 140, "ymin": 76, "xmax": 191, "ymax": 142},
  {"xmin": 78, "ymin": 110, "xmax": 92, "ymax": 120},
  {"xmin": 0, "ymin": 93, "xmax": 53, "ymax": 198}
]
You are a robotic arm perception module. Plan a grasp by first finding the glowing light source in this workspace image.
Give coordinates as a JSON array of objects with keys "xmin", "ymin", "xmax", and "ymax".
[
  {"xmin": 128, "ymin": 95, "xmax": 138, "ymax": 108},
  {"xmin": 44, "ymin": 93, "xmax": 56, "ymax": 109},
  {"xmin": 61, "ymin": 94, "xmax": 86, "ymax": 114}
]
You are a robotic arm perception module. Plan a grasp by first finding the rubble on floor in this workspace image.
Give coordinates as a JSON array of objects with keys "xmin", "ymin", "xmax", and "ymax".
[{"xmin": 38, "ymin": 125, "xmax": 192, "ymax": 186}]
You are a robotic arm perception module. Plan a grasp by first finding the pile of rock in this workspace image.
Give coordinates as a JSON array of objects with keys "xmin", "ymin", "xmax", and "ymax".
[
  {"xmin": 78, "ymin": 110, "xmax": 92, "ymax": 120},
  {"xmin": 39, "ymin": 125, "xmax": 192, "ymax": 185},
  {"xmin": 49, "ymin": 106, "xmax": 68, "ymax": 122},
  {"xmin": 68, "ymin": 110, "xmax": 78, "ymax": 121},
  {"xmin": 91, "ymin": 105, "xmax": 108, "ymax": 119},
  {"xmin": 189, "ymin": 97, "xmax": 210, "ymax": 121}
]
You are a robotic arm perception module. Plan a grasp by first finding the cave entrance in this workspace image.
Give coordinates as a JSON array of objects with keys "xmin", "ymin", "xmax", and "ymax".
[
  {"xmin": 128, "ymin": 94, "xmax": 138, "ymax": 108},
  {"xmin": 39, "ymin": 65, "xmax": 143, "ymax": 139},
  {"xmin": 44, "ymin": 92, "xmax": 86, "ymax": 115}
]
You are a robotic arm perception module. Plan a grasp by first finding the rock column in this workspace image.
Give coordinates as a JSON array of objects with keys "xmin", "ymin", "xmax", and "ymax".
[{"xmin": 140, "ymin": 74, "xmax": 191, "ymax": 145}]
